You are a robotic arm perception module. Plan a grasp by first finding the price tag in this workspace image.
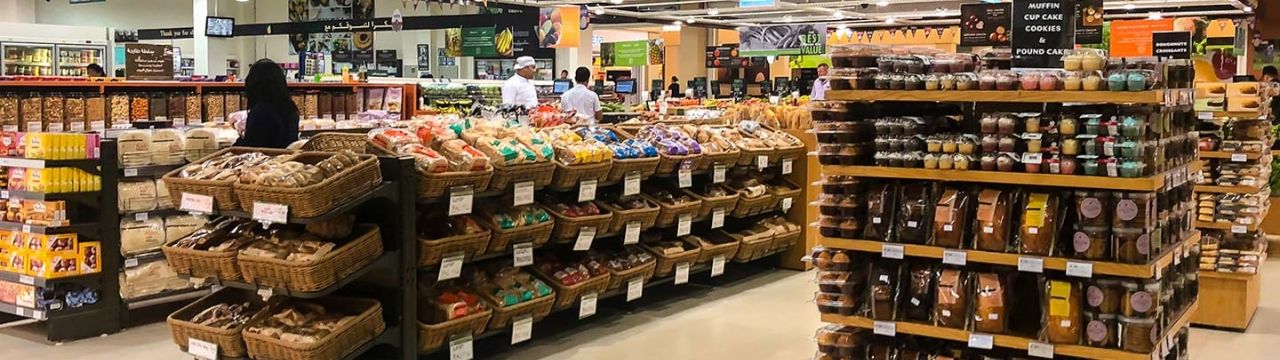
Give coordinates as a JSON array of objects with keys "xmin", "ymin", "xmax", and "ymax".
[
  {"xmin": 757, "ymin": 155, "xmax": 768, "ymax": 170},
  {"xmin": 781, "ymin": 197, "xmax": 793, "ymax": 212},
  {"xmin": 713, "ymin": 164, "xmax": 726, "ymax": 183},
  {"xmin": 123, "ymin": 168, "xmax": 139, "ymax": 177},
  {"xmin": 124, "ymin": 258, "xmax": 139, "ymax": 268},
  {"xmin": 31, "ymin": 310, "xmax": 42, "ymax": 319},
  {"xmin": 1022, "ymin": 152, "xmax": 1043, "ymax": 164},
  {"xmin": 942, "ymin": 249, "xmax": 967, "ymax": 266},
  {"xmin": 1018, "ymin": 257, "xmax": 1044, "ymax": 273},
  {"xmin": 513, "ymin": 181, "xmax": 535, "ymax": 206},
  {"xmin": 711, "ymin": 255, "xmax": 726, "ymax": 277},
  {"xmin": 1065, "ymin": 261, "xmax": 1094, "ymax": 278},
  {"xmin": 677, "ymin": 214, "xmax": 692, "ymax": 236},
  {"xmin": 18, "ymin": 275, "xmax": 33, "ymax": 285},
  {"xmin": 781, "ymin": 158, "xmax": 793, "ymax": 175},
  {"xmin": 578, "ymin": 179, "xmax": 598, "ymax": 202},
  {"xmin": 872, "ymin": 321, "xmax": 896, "ymax": 336},
  {"xmin": 881, "ymin": 243, "xmax": 905, "ymax": 259},
  {"xmin": 256, "ymin": 288, "xmax": 274, "ymax": 300},
  {"xmin": 21, "ymin": 225, "xmax": 30, "ymax": 233},
  {"xmin": 968, "ymin": 333, "xmax": 994, "ymax": 349},
  {"xmin": 1, "ymin": 190, "xmax": 8, "ymax": 199},
  {"xmin": 513, "ymin": 242, "xmax": 534, "ymax": 267},
  {"xmin": 674, "ymin": 262, "xmax": 690, "ymax": 285},
  {"xmin": 134, "ymin": 212, "xmax": 148, "ymax": 221},
  {"xmin": 438, "ymin": 252, "xmax": 465, "ymax": 280},
  {"xmin": 579, "ymin": 292, "xmax": 598, "ymax": 319},
  {"xmin": 574, "ymin": 227, "xmax": 597, "ymax": 251},
  {"xmin": 14, "ymin": 307, "xmax": 26, "ymax": 317},
  {"xmin": 624, "ymin": 221, "xmax": 641, "ymax": 244},
  {"xmin": 187, "ymin": 338, "xmax": 219, "ymax": 360},
  {"xmin": 448, "ymin": 187, "xmax": 474, "ymax": 216},
  {"xmin": 252, "ymin": 202, "xmax": 289, "ymax": 224},
  {"xmin": 449, "ymin": 334, "xmax": 474, "ymax": 360},
  {"xmin": 711, "ymin": 208, "xmax": 725, "ymax": 229},
  {"xmin": 180, "ymin": 193, "xmax": 214, "ymax": 213},
  {"xmin": 1028, "ymin": 341, "xmax": 1055, "ymax": 358},
  {"xmin": 1198, "ymin": 111, "xmax": 1213, "ymax": 120},
  {"xmin": 626, "ymin": 278, "xmax": 643, "ymax": 301},
  {"xmin": 624, "ymin": 172, "xmax": 641, "ymax": 196},
  {"xmin": 1231, "ymin": 225, "xmax": 1247, "ymax": 234},
  {"xmin": 1231, "ymin": 153, "xmax": 1248, "ymax": 162},
  {"xmin": 511, "ymin": 315, "xmax": 533, "ymax": 344},
  {"xmin": 677, "ymin": 168, "xmax": 692, "ymax": 188}
]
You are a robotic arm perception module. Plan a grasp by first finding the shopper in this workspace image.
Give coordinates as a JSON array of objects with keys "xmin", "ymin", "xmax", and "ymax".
[
  {"xmin": 502, "ymin": 56, "xmax": 540, "ymax": 109},
  {"xmin": 810, "ymin": 63, "xmax": 830, "ymax": 100},
  {"xmin": 560, "ymin": 69, "xmax": 570, "ymax": 79},
  {"xmin": 85, "ymin": 63, "xmax": 105, "ymax": 77},
  {"xmin": 668, "ymin": 76, "xmax": 682, "ymax": 97},
  {"xmin": 560, "ymin": 67, "xmax": 602, "ymax": 124},
  {"xmin": 235, "ymin": 59, "xmax": 300, "ymax": 149}
]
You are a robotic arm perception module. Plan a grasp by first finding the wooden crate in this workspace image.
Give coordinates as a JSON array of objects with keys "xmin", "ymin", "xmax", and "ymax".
[{"xmin": 1191, "ymin": 271, "xmax": 1260, "ymax": 330}]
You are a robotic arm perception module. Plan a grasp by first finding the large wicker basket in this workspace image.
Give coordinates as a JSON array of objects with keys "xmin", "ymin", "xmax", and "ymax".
[
  {"xmin": 236, "ymin": 225, "xmax": 383, "ymax": 292},
  {"xmin": 684, "ymin": 187, "xmax": 739, "ymax": 218},
  {"xmin": 735, "ymin": 145, "xmax": 776, "ymax": 167},
  {"xmin": 606, "ymin": 259, "xmax": 657, "ymax": 290},
  {"xmin": 490, "ymin": 161, "xmax": 555, "ymax": 191},
  {"xmin": 234, "ymin": 151, "xmax": 382, "ymax": 218},
  {"xmin": 477, "ymin": 216, "xmax": 555, "ymax": 253},
  {"xmin": 606, "ymin": 156, "xmax": 660, "ymax": 182},
  {"xmin": 418, "ymin": 229, "xmax": 492, "ymax": 267},
  {"xmin": 685, "ymin": 235, "xmax": 740, "ymax": 264},
  {"xmin": 162, "ymin": 147, "xmax": 298, "ymax": 210},
  {"xmin": 162, "ymin": 244, "xmax": 241, "ymax": 280},
  {"xmin": 544, "ymin": 202, "xmax": 613, "ymax": 243},
  {"xmin": 301, "ymin": 132, "xmax": 379, "ymax": 153},
  {"xmin": 722, "ymin": 230, "xmax": 774, "ymax": 262},
  {"xmin": 771, "ymin": 228, "xmax": 802, "ymax": 251},
  {"xmin": 242, "ymin": 297, "xmax": 385, "ymax": 360},
  {"xmin": 700, "ymin": 148, "xmax": 741, "ymax": 171},
  {"xmin": 531, "ymin": 268, "xmax": 611, "ymax": 311},
  {"xmin": 728, "ymin": 188, "xmax": 775, "ymax": 218},
  {"xmin": 417, "ymin": 309, "xmax": 492, "ymax": 353},
  {"xmin": 479, "ymin": 289, "xmax": 555, "ymax": 331},
  {"xmin": 550, "ymin": 160, "xmax": 612, "ymax": 190},
  {"xmin": 614, "ymin": 126, "xmax": 701, "ymax": 176},
  {"xmin": 167, "ymin": 288, "xmax": 270, "ymax": 358},
  {"xmin": 770, "ymin": 177, "xmax": 803, "ymax": 213},
  {"xmin": 416, "ymin": 167, "xmax": 494, "ymax": 199},
  {"xmin": 644, "ymin": 195, "xmax": 702, "ymax": 227},
  {"xmin": 597, "ymin": 198, "xmax": 660, "ymax": 233},
  {"xmin": 641, "ymin": 243, "xmax": 701, "ymax": 277}
]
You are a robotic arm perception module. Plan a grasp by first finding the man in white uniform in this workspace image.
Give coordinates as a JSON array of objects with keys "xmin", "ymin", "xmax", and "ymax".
[
  {"xmin": 810, "ymin": 63, "xmax": 830, "ymax": 100},
  {"xmin": 502, "ymin": 56, "xmax": 540, "ymax": 109},
  {"xmin": 559, "ymin": 67, "xmax": 602, "ymax": 124}
]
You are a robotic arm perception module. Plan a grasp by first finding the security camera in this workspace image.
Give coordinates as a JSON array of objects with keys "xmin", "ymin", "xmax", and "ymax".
[{"xmin": 860, "ymin": 3, "xmax": 869, "ymax": 9}]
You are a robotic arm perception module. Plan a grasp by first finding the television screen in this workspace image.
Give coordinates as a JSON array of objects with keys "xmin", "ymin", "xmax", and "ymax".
[
  {"xmin": 206, "ymin": 16, "xmax": 235, "ymax": 37},
  {"xmin": 615, "ymin": 79, "xmax": 636, "ymax": 94},
  {"xmin": 553, "ymin": 79, "xmax": 572, "ymax": 94}
]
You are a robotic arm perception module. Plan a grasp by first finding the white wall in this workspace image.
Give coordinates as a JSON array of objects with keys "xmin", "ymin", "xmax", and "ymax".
[{"xmin": 0, "ymin": 0, "xmax": 35, "ymax": 23}]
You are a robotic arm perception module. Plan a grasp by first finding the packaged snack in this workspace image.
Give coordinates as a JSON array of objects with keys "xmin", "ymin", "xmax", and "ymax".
[
  {"xmin": 974, "ymin": 189, "xmax": 1012, "ymax": 252},
  {"xmin": 1018, "ymin": 192, "xmax": 1060, "ymax": 256},
  {"xmin": 1045, "ymin": 279, "xmax": 1082, "ymax": 343},
  {"xmin": 903, "ymin": 262, "xmax": 934, "ymax": 322},
  {"xmin": 864, "ymin": 183, "xmax": 896, "ymax": 241},
  {"xmin": 972, "ymin": 271, "xmax": 1007, "ymax": 334},
  {"xmin": 78, "ymin": 241, "xmax": 101, "ymax": 273},
  {"xmin": 385, "ymin": 87, "xmax": 403, "ymax": 114},
  {"xmin": 894, "ymin": 183, "xmax": 933, "ymax": 244},
  {"xmin": 868, "ymin": 260, "xmax": 901, "ymax": 321},
  {"xmin": 933, "ymin": 188, "xmax": 971, "ymax": 248}
]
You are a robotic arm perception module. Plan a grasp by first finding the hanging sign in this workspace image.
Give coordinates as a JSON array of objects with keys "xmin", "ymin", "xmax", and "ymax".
[
  {"xmin": 538, "ymin": 6, "xmax": 580, "ymax": 48},
  {"xmin": 1074, "ymin": 0, "xmax": 1104, "ymax": 44},
  {"xmin": 125, "ymin": 44, "xmax": 174, "ymax": 81},
  {"xmin": 612, "ymin": 40, "xmax": 649, "ymax": 67},
  {"xmin": 1152, "ymin": 31, "xmax": 1192, "ymax": 60},
  {"xmin": 1109, "ymin": 19, "xmax": 1175, "ymax": 57},
  {"xmin": 461, "ymin": 26, "xmax": 497, "ymax": 57},
  {"xmin": 738, "ymin": 24, "xmax": 826, "ymax": 56},
  {"xmin": 1011, "ymin": 0, "xmax": 1073, "ymax": 68},
  {"xmin": 960, "ymin": 3, "xmax": 1012, "ymax": 46}
]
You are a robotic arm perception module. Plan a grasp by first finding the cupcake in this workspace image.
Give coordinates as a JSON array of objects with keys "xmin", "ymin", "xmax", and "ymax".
[
  {"xmin": 1108, "ymin": 72, "xmax": 1127, "ymax": 91},
  {"xmin": 838, "ymin": 219, "xmax": 860, "ymax": 238},
  {"xmin": 1064, "ymin": 55, "xmax": 1083, "ymax": 71},
  {"xmin": 1020, "ymin": 73, "xmax": 1041, "ymax": 90},
  {"xmin": 1083, "ymin": 73, "xmax": 1104, "ymax": 91},
  {"xmin": 1039, "ymin": 73, "xmax": 1060, "ymax": 91},
  {"xmin": 838, "ymin": 195, "xmax": 861, "ymax": 217},
  {"xmin": 1064, "ymin": 72, "xmax": 1083, "ymax": 91}
]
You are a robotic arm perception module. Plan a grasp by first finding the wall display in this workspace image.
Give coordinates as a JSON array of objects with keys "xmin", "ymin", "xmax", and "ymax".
[
  {"xmin": 446, "ymin": 28, "xmax": 463, "ymax": 57},
  {"xmin": 124, "ymin": 44, "xmax": 174, "ymax": 81},
  {"xmin": 437, "ymin": 48, "xmax": 455, "ymax": 66},
  {"xmin": 137, "ymin": 27, "xmax": 194, "ymax": 41},
  {"xmin": 1011, "ymin": 0, "xmax": 1073, "ymax": 68},
  {"xmin": 959, "ymin": 3, "xmax": 1011, "ymax": 47},
  {"xmin": 1074, "ymin": 0, "xmax": 1104, "ymax": 44},
  {"xmin": 612, "ymin": 40, "xmax": 648, "ymax": 67},
  {"xmin": 1110, "ymin": 19, "xmax": 1175, "ymax": 57},
  {"xmin": 205, "ymin": 16, "xmax": 235, "ymax": 38},
  {"xmin": 1153, "ymin": 31, "xmax": 1193, "ymax": 60},
  {"xmin": 648, "ymin": 39, "xmax": 664, "ymax": 65},
  {"xmin": 538, "ymin": 6, "xmax": 581, "ymax": 48},
  {"xmin": 829, "ymin": 27, "xmax": 959, "ymax": 46},
  {"xmin": 739, "ymin": 24, "xmax": 826, "ymax": 56},
  {"xmin": 286, "ymin": 0, "xmax": 372, "ymax": 54},
  {"xmin": 418, "ymin": 44, "xmax": 431, "ymax": 65}
]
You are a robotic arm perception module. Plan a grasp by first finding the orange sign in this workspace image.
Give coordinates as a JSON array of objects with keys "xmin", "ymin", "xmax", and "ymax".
[
  {"xmin": 538, "ymin": 6, "xmax": 580, "ymax": 48},
  {"xmin": 1110, "ymin": 19, "xmax": 1175, "ymax": 57}
]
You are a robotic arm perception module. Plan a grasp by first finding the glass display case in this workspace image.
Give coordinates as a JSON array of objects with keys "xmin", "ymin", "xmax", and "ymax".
[
  {"xmin": 55, "ymin": 44, "xmax": 105, "ymax": 76},
  {"xmin": 3, "ymin": 42, "xmax": 55, "ymax": 76}
]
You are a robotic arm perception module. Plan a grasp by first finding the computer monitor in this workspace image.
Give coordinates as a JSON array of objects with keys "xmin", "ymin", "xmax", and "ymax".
[
  {"xmin": 205, "ymin": 16, "xmax": 235, "ymax": 37},
  {"xmin": 615, "ymin": 79, "xmax": 636, "ymax": 94},
  {"xmin": 553, "ymin": 79, "xmax": 572, "ymax": 94}
]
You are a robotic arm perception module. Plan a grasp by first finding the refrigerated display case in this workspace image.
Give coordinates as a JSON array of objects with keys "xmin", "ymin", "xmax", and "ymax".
[
  {"xmin": 2, "ymin": 42, "xmax": 55, "ymax": 76},
  {"xmin": 55, "ymin": 44, "xmax": 105, "ymax": 77}
]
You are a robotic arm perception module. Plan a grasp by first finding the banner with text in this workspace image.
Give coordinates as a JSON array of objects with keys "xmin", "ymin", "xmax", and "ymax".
[
  {"xmin": 612, "ymin": 40, "xmax": 649, "ymax": 67},
  {"xmin": 461, "ymin": 26, "xmax": 496, "ymax": 57},
  {"xmin": 1153, "ymin": 31, "xmax": 1192, "ymax": 59},
  {"xmin": 1110, "ymin": 19, "xmax": 1174, "ymax": 57},
  {"xmin": 738, "ymin": 24, "xmax": 826, "ymax": 56},
  {"xmin": 124, "ymin": 43, "xmax": 174, "ymax": 81},
  {"xmin": 1011, "ymin": 0, "xmax": 1073, "ymax": 68}
]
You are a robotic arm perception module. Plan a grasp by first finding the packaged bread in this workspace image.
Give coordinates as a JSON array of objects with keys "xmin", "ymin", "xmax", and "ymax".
[
  {"xmin": 868, "ymin": 260, "xmax": 901, "ymax": 321},
  {"xmin": 164, "ymin": 214, "xmax": 208, "ymax": 242},
  {"xmin": 895, "ymin": 183, "xmax": 933, "ymax": 244},
  {"xmin": 933, "ymin": 188, "xmax": 971, "ymax": 248},
  {"xmin": 150, "ymin": 128, "xmax": 185, "ymax": 165},
  {"xmin": 120, "ymin": 217, "xmax": 165, "ymax": 254},
  {"xmin": 154, "ymin": 179, "xmax": 172, "ymax": 209},
  {"xmin": 400, "ymin": 144, "xmax": 449, "ymax": 173},
  {"xmin": 863, "ymin": 183, "xmax": 896, "ymax": 241},
  {"xmin": 903, "ymin": 262, "xmax": 935, "ymax": 322},
  {"xmin": 367, "ymin": 128, "xmax": 419, "ymax": 151},
  {"xmin": 973, "ymin": 272, "xmax": 1007, "ymax": 334},
  {"xmin": 1045, "ymin": 279, "xmax": 1082, "ymax": 344},
  {"xmin": 974, "ymin": 189, "xmax": 1012, "ymax": 252},
  {"xmin": 120, "ymin": 260, "xmax": 191, "ymax": 299},
  {"xmin": 439, "ymin": 139, "xmax": 490, "ymax": 171},
  {"xmin": 118, "ymin": 180, "xmax": 158, "ymax": 213},
  {"xmin": 385, "ymin": 87, "xmax": 403, "ymax": 114},
  {"xmin": 117, "ymin": 130, "xmax": 153, "ymax": 167},
  {"xmin": 1018, "ymin": 192, "xmax": 1060, "ymax": 256},
  {"xmin": 934, "ymin": 268, "xmax": 968, "ymax": 329}
]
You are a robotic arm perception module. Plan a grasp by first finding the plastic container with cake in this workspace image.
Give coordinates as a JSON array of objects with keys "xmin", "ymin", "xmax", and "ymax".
[
  {"xmin": 830, "ymin": 43, "xmax": 884, "ymax": 68},
  {"xmin": 829, "ymin": 67, "xmax": 878, "ymax": 90}
]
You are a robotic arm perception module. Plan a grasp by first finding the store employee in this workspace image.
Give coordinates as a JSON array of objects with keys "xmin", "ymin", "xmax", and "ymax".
[
  {"xmin": 810, "ymin": 63, "xmax": 830, "ymax": 100},
  {"xmin": 560, "ymin": 67, "xmax": 602, "ymax": 124},
  {"xmin": 501, "ymin": 56, "xmax": 540, "ymax": 109}
]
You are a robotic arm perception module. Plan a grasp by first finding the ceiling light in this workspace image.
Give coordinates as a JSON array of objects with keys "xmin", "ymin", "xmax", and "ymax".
[
  {"xmin": 1244, "ymin": 6, "xmax": 1253, "ymax": 12},
  {"xmin": 1123, "ymin": 3, "xmax": 1135, "ymax": 10},
  {"xmin": 783, "ymin": 15, "xmax": 793, "ymax": 22},
  {"xmin": 687, "ymin": 18, "xmax": 696, "ymax": 24},
  {"xmin": 885, "ymin": 16, "xmax": 895, "ymax": 24},
  {"xmin": 236, "ymin": 0, "xmax": 248, "ymax": 2},
  {"xmin": 594, "ymin": 8, "xmax": 606, "ymax": 15},
  {"xmin": 663, "ymin": 24, "xmax": 682, "ymax": 31},
  {"xmin": 610, "ymin": 0, "xmax": 623, "ymax": 3},
  {"xmin": 832, "ymin": 10, "xmax": 844, "ymax": 19},
  {"xmin": 876, "ymin": 0, "xmax": 888, "ymax": 7},
  {"xmin": 1147, "ymin": 11, "xmax": 1162, "ymax": 19},
  {"xmin": 673, "ymin": 20, "xmax": 684, "ymax": 25},
  {"xmin": 708, "ymin": 9, "xmax": 719, "ymax": 16}
]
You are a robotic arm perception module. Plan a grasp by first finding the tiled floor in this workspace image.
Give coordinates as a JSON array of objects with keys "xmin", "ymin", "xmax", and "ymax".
[{"xmin": 0, "ymin": 261, "xmax": 1272, "ymax": 359}]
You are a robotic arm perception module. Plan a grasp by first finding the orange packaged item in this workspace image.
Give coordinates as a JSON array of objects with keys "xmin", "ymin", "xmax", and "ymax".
[
  {"xmin": 973, "ymin": 272, "xmax": 1007, "ymax": 334},
  {"xmin": 1018, "ymin": 192, "xmax": 1060, "ymax": 256},
  {"xmin": 974, "ymin": 189, "xmax": 1012, "ymax": 252},
  {"xmin": 933, "ymin": 188, "xmax": 971, "ymax": 248},
  {"xmin": 439, "ymin": 139, "xmax": 490, "ymax": 171},
  {"xmin": 28, "ymin": 250, "xmax": 78, "ymax": 278},
  {"xmin": 1045, "ymin": 279, "xmax": 1082, "ymax": 344},
  {"xmin": 400, "ymin": 144, "xmax": 449, "ymax": 173},
  {"xmin": 21, "ymin": 200, "xmax": 66, "ymax": 226},
  {"xmin": 78, "ymin": 241, "xmax": 101, "ymax": 274}
]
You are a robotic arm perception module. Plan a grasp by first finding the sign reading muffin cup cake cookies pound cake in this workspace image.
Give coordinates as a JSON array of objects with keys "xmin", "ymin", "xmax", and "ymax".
[{"xmin": 1011, "ymin": 0, "xmax": 1074, "ymax": 68}]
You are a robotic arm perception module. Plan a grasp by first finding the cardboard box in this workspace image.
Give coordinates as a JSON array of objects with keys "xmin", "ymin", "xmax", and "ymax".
[
  {"xmin": 8, "ymin": 250, "xmax": 27, "ymax": 275},
  {"xmin": 78, "ymin": 241, "xmax": 100, "ymax": 274},
  {"xmin": 1196, "ymin": 82, "xmax": 1228, "ymax": 98},
  {"xmin": 1228, "ymin": 96, "xmax": 1264, "ymax": 113},
  {"xmin": 27, "ymin": 250, "xmax": 78, "ymax": 279},
  {"xmin": 20, "ymin": 200, "xmax": 66, "ymax": 227},
  {"xmin": 1228, "ymin": 82, "xmax": 1261, "ymax": 97}
]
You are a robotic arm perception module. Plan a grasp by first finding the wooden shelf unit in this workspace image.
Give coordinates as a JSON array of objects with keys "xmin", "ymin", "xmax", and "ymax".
[
  {"xmin": 820, "ymin": 164, "xmax": 1194, "ymax": 192},
  {"xmin": 825, "ymin": 89, "xmax": 1173, "ymax": 104},
  {"xmin": 1194, "ymin": 184, "xmax": 1265, "ymax": 194},
  {"xmin": 1198, "ymin": 150, "xmax": 1269, "ymax": 161}
]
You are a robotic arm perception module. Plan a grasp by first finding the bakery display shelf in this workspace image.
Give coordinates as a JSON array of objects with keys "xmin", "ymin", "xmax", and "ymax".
[
  {"xmin": 418, "ymin": 249, "xmax": 511, "ymax": 271},
  {"xmin": 1203, "ymin": 111, "xmax": 1269, "ymax": 120},
  {"xmin": 212, "ymin": 182, "xmax": 395, "ymax": 224},
  {"xmin": 181, "ymin": 252, "xmax": 395, "ymax": 299},
  {"xmin": 0, "ymin": 220, "xmax": 98, "ymax": 235},
  {"xmin": 1194, "ymin": 183, "xmax": 1265, "ymax": 194},
  {"xmin": 0, "ymin": 157, "xmax": 101, "ymax": 171},
  {"xmin": 1196, "ymin": 218, "xmax": 1264, "ymax": 232},
  {"xmin": 124, "ymin": 287, "xmax": 212, "ymax": 310},
  {"xmin": 0, "ymin": 269, "xmax": 100, "ymax": 288},
  {"xmin": 547, "ymin": 178, "xmax": 622, "ymax": 193},
  {"xmin": 820, "ymin": 231, "xmax": 1198, "ymax": 279},
  {"xmin": 121, "ymin": 163, "xmax": 185, "ymax": 178},
  {"xmin": 820, "ymin": 299, "xmax": 1198, "ymax": 360},
  {"xmin": 0, "ymin": 302, "xmax": 49, "ymax": 321},
  {"xmin": 825, "ymin": 89, "xmax": 1176, "ymax": 104},
  {"xmin": 1198, "ymin": 150, "xmax": 1269, "ymax": 161},
  {"xmin": 1199, "ymin": 270, "xmax": 1261, "ymax": 280},
  {"xmin": 2, "ymin": 60, "xmax": 52, "ymax": 67},
  {"xmin": 417, "ymin": 184, "xmax": 547, "ymax": 205},
  {"xmin": 822, "ymin": 165, "xmax": 1194, "ymax": 192},
  {"xmin": 122, "ymin": 250, "xmax": 166, "ymax": 267},
  {"xmin": 2, "ymin": 189, "xmax": 99, "ymax": 203}
]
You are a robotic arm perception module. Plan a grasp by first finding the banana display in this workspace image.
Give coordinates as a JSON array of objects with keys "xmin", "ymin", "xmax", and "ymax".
[{"xmin": 496, "ymin": 28, "xmax": 514, "ymax": 57}]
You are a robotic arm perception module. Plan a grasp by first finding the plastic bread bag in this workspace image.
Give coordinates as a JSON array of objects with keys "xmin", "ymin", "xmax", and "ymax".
[
  {"xmin": 903, "ymin": 261, "xmax": 936, "ymax": 323},
  {"xmin": 120, "ymin": 217, "xmax": 165, "ymax": 254},
  {"xmin": 399, "ymin": 144, "xmax": 449, "ymax": 173},
  {"xmin": 439, "ymin": 139, "xmax": 489, "ymax": 171},
  {"xmin": 1044, "ymin": 278, "xmax": 1082, "ymax": 344},
  {"xmin": 933, "ymin": 187, "xmax": 972, "ymax": 248},
  {"xmin": 1018, "ymin": 191, "xmax": 1062, "ymax": 256},
  {"xmin": 972, "ymin": 271, "xmax": 1008, "ymax": 334},
  {"xmin": 863, "ymin": 182, "xmax": 897, "ymax": 241},
  {"xmin": 894, "ymin": 182, "xmax": 935, "ymax": 245},
  {"xmin": 933, "ymin": 267, "xmax": 968, "ymax": 329},
  {"xmin": 385, "ymin": 87, "xmax": 403, "ymax": 114},
  {"xmin": 868, "ymin": 259, "xmax": 902, "ymax": 321},
  {"xmin": 973, "ymin": 188, "xmax": 1013, "ymax": 252},
  {"xmin": 473, "ymin": 136, "xmax": 518, "ymax": 166}
]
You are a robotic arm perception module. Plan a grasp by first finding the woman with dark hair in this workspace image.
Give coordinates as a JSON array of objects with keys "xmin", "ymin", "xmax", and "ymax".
[{"xmin": 235, "ymin": 59, "xmax": 300, "ymax": 148}]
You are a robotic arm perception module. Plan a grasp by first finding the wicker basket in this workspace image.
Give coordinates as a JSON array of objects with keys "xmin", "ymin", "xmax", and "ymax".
[
  {"xmin": 728, "ymin": 185, "xmax": 776, "ymax": 218},
  {"xmin": 773, "ymin": 130, "xmax": 808, "ymax": 162},
  {"xmin": 162, "ymin": 147, "xmax": 298, "ymax": 210},
  {"xmin": 684, "ymin": 187, "xmax": 739, "ymax": 218},
  {"xmin": 605, "ymin": 259, "xmax": 657, "ymax": 290},
  {"xmin": 597, "ymin": 198, "xmax": 659, "ymax": 233},
  {"xmin": 479, "ymin": 290, "xmax": 556, "ymax": 331},
  {"xmin": 613, "ymin": 126, "xmax": 701, "ymax": 176},
  {"xmin": 644, "ymin": 194, "xmax": 702, "ymax": 227},
  {"xmin": 641, "ymin": 242, "xmax": 701, "ymax": 277},
  {"xmin": 235, "ymin": 151, "xmax": 382, "ymax": 218},
  {"xmin": 162, "ymin": 244, "xmax": 241, "ymax": 280},
  {"xmin": 686, "ymin": 234, "xmax": 741, "ymax": 264},
  {"xmin": 236, "ymin": 225, "xmax": 383, "ymax": 292},
  {"xmin": 477, "ymin": 216, "xmax": 555, "ymax": 253},
  {"xmin": 724, "ymin": 230, "xmax": 774, "ymax": 263},
  {"xmin": 167, "ymin": 288, "xmax": 270, "ymax": 358},
  {"xmin": 301, "ymin": 132, "xmax": 378, "ymax": 153},
  {"xmin": 770, "ymin": 177, "xmax": 803, "ymax": 212},
  {"xmin": 242, "ymin": 297, "xmax": 385, "ymax": 360},
  {"xmin": 416, "ymin": 167, "xmax": 494, "ymax": 199},
  {"xmin": 490, "ymin": 161, "xmax": 555, "ymax": 191},
  {"xmin": 735, "ymin": 146, "xmax": 775, "ymax": 167},
  {"xmin": 605, "ymin": 156, "xmax": 660, "ymax": 182},
  {"xmin": 700, "ymin": 148, "xmax": 741, "ymax": 170},
  {"xmin": 771, "ymin": 229, "xmax": 801, "ymax": 251},
  {"xmin": 418, "ymin": 229, "xmax": 492, "ymax": 267},
  {"xmin": 531, "ymin": 268, "xmax": 611, "ymax": 311},
  {"xmin": 417, "ymin": 309, "xmax": 492, "ymax": 353},
  {"xmin": 544, "ymin": 202, "xmax": 613, "ymax": 243},
  {"xmin": 550, "ymin": 160, "xmax": 612, "ymax": 190}
]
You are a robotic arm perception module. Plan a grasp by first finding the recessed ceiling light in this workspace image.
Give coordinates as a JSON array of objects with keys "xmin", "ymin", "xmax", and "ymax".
[
  {"xmin": 594, "ymin": 8, "xmax": 606, "ymax": 15},
  {"xmin": 687, "ymin": 18, "xmax": 697, "ymax": 23},
  {"xmin": 1244, "ymin": 6, "xmax": 1253, "ymax": 12},
  {"xmin": 885, "ymin": 16, "xmax": 895, "ymax": 24},
  {"xmin": 1123, "ymin": 3, "xmax": 1135, "ymax": 10},
  {"xmin": 236, "ymin": 0, "xmax": 248, "ymax": 2},
  {"xmin": 877, "ymin": 0, "xmax": 888, "ymax": 6},
  {"xmin": 708, "ymin": 9, "xmax": 720, "ymax": 16},
  {"xmin": 833, "ymin": 10, "xmax": 844, "ymax": 19},
  {"xmin": 783, "ymin": 15, "xmax": 793, "ymax": 22},
  {"xmin": 1148, "ymin": 12, "xmax": 1162, "ymax": 19},
  {"xmin": 674, "ymin": 20, "xmax": 684, "ymax": 25},
  {"xmin": 610, "ymin": 0, "xmax": 623, "ymax": 3}
]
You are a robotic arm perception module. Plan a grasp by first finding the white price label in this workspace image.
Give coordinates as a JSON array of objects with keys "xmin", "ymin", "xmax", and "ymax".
[
  {"xmin": 942, "ymin": 249, "xmax": 967, "ymax": 266},
  {"xmin": 123, "ymin": 168, "xmax": 138, "ymax": 177},
  {"xmin": 511, "ymin": 315, "xmax": 533, "ymax": 344},
  {"xmin": 968, "ymin": 333, "xmax": 994, "ymax": 349},
  {"xmin": 677, "ymin": 214, "xmax": 692, "ymax": 236},
  {"xmin": 678, "ymin": 168, "xmax": 692, "ymax": 188},
  {"xmin": 626, "ymin": 278, "xmax": 643, "ymax": 301},
  {"xmin": 574, "ymin": 227, "xmax": 597, "ymax": 251},
  {"xmin": 179, "ymin": 193, "xmax": 214, "ymax": 213},
  {"xmin": 1231, "ymin": 225, "xmax": 1247, "ymax": 234},
  {"xmin": 1231, "ymin": 153, "xmax": 1248, "ymax": 162},
  {"xmin": 1018, "ymin": 257, "xmax": 1044, "ymax": 273},
  {"xmin": 579, "ymin": 179, "xmax": 597, "ymax": 202},
  {"xmin": 124, "ymin": 258, "xmax": 139, "ymax": 268},
  {"xmin": 881, "ymin": 243, "xmax": 905, "ymax": 259},
  {"xmin": 781, "ymin": 158, "xmax": 793, "ymax": 175},
  {"xmin": 907, "ymin": 221, "xmax": 919, "ymax": 228},
  {"xmin": 187, "ymin": 338, "xmax": 219, "ymax": 360},
  {"xmin": 513, "ymin": 242, "xmax": 534, "ymax": 267},
  {"xmin": 711, "ymin": 208, "xmax": 725, "ymax": 229},
  {"xmin": 757, "ymin": 155, "xmax": 768, "ymax": 170},
  {"xmin": 624, "ymin": 221, "xmax": 641, "ymax": 244},
  {"xmin": 872, "ymin": 321, "xmax": 896, "ymax": 336},
  {"xmin": 713, "ymin": 164, "xmax": 726, "ymax": 183},
  {"xmin": 438, "ymin": 252, "xmax": 465, "ymax": 280},
  {"xmin": 781, "ymin": 197, "xmax": 793, "ymax": 212},
  {"xmin": 624, "ymin": 172, "xmax": 641, "ymax": 196},
  {"xmin": 134, "ymin": 212, "xmax": 148, "ymax": 221},
  {"xmin": 1198, "ymin": 112, "xmax": 1214, "ymax": 120},
  {"xmin": 674, "ymin": 262, "xmax": 691, "ymax": 285},
  {"xmin": 18, "ymin": 275, "xmax": 33, "ymax": 285},
  {"xmin": 1028, "ymin": 341, "xmax": 1055, "ymax": 358},
  {"xmin": 579, "ymin": 292, "xmax": 598, "ymax": 319},
  {"xmin": 449, "ymin": 334, "xmax": 474, "ymax": 360},
  {"xmin": 21, "ymin": 225, "xmax": 30, "ymax": 233},
  {"xmin": 711, "ymin": 255, "xmax": 726, "ymax": 277},
  {"xmin": 1065, "ymin": 261, "xmax": 1094, "ymax": 278},
  {"xmin": 256, "ymin": 288, "xmax": 274, "ymax": 300},
  {"xmin": 1, "ymin": 190, "xmax": 8, "ymax": 199},
  {"xmin": 448, "ymin": 187, "xmax": 474, "ymax": 216},
  {"xmin": 513, "ymin": 181, "xmax": 535, "ymax": 206},
  {"xmin": 251, "ymin": 202, "xmax": 289, "ymax": 224}
]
